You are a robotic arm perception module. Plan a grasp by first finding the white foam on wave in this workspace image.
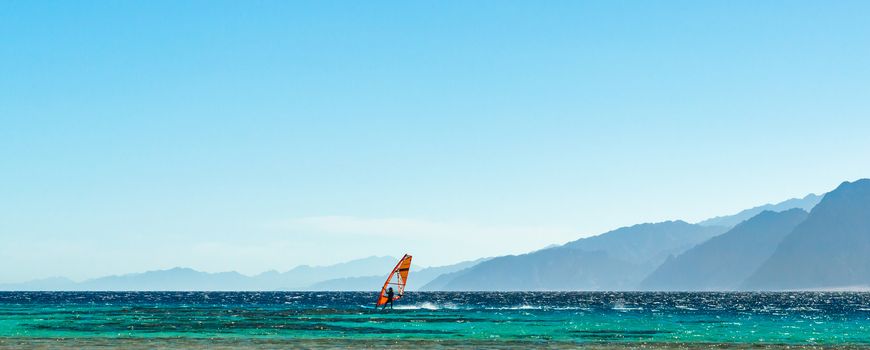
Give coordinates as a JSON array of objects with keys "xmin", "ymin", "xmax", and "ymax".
[
  {"xmin": 787, "ymin": 307, "xmax": 821, "ymax": 312},
  {"xmin": 481, "ymin": 305, "xmax": 592, "ymax": 311},
  {"xmin": 494, "ymin": 304, "xmax": 542, "ymax": 310},
  {"xmin": 556, "ymin": 307, "xmax": 593, "ymax": 311},
  {"xmin": 612, "ymin": 305, "xmax": 644, "ymax": 311},
  {"xmin": 387, "ymin": 303, "xmax": 592, "ymax": 311},
  {"xmin": 394, "ymin": 302, "xmax": 458, "ymax": 310}
]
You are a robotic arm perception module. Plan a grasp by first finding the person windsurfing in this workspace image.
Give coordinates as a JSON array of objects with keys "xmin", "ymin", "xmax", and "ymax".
[
  {"xmin": 375, "ymin": 254, "xmax": 412, "ymax": 310},
  {"xmin": 383, "ymin": 287, "xmax": 395, "ymax": 309}
]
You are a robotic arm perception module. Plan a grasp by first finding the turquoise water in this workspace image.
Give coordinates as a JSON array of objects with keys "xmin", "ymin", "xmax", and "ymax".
[{"xmin": 1, "ymin": 292, "xmax": 869, "ymax": 346}]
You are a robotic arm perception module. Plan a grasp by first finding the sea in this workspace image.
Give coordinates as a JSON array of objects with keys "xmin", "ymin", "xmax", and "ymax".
[{"xmin": 1, "ymin": 291, "xmax": 869, "ymax": 349}]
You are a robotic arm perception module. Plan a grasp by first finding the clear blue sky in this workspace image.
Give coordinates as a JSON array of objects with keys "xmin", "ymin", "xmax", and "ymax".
[{"xmin": 2, "ymin": 1, "xmax": 869, "ymax": 282}]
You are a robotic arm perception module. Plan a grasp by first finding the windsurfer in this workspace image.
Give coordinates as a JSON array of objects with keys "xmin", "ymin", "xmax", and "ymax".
[
  {"xmin": 375, "ymin": 254, "xmax": 411, "ymax": 309},
  {"xmin": 383, "ymin": 287, "xmax": 395, "ymax": 309}
]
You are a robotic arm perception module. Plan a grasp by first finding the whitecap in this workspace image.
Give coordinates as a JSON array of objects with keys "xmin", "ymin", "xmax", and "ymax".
[{"xmin": 394, "ymin": 302, "xmax": 457, "ymax": 310}]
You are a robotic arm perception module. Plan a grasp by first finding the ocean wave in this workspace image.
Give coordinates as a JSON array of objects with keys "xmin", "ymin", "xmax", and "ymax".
[
  {"xmin": 612, "ymin": 305, "xmax": 643, "ymax": 311},
  {"xmin": 487, "ymin": 304, "xmax": 542, "ymax": 310},
  {"xmin": 394, "ymin": 302, "xmax": 458, "ymax": 310}
]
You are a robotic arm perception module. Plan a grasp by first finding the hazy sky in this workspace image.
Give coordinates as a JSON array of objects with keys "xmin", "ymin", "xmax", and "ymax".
[{"xmin": 2, "ymin": 1, "xmax": 869, "ymax": 282}]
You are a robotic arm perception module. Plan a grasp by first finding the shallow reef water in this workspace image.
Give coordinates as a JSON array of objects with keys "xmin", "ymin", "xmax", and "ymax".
[{"xmin": 1, "ymin": 292, "xmax": 869, "ymax": 348}]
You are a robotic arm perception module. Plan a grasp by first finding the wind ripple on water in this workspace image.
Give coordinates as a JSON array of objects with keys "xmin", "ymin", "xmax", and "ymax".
[{"xmin": 1, "ymin": 292, "xmax": 869, "ymax": 344}]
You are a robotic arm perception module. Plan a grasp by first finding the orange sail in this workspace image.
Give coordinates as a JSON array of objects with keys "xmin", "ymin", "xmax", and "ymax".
[{"xmin": 376, "ymin": 254, "xmax": 412, "ymax": 307}]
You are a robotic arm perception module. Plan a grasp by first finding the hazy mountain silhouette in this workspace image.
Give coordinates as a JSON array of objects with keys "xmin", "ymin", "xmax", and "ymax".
[
  {"xmin": 0, "ymin": 277, "xmax": 77, "ymax": 291},
  {"xmin": 562, "ymin": 221, "xmax": 728, "ymax": 266},
  {"xmin": 305, "ymin": 258, "xmax": 488, "ymax": 291},
  {"xmin": 0, "ymin": 256, "xmax": 486, "ymax": 291},
  {"xmin": 257, "ymin": 256, "xmax": 406, "ymax": 289},
  {"xmin": 743, "ymin": 179, "xmax": 870, "ymax": 290},
  {"xmin": 425, "ymin": 221, "xmax": 727, "ymax": 291},
  {"xmin": 5, "ymin": 182, "xmax": 866, "ymax": 292},
  {"xmin": 0, "ymin": 256, "xmax": 409, "ymax": 291},
  {"xmin": 79, "ymin": 268, "xmax": 252, "ymax": 291},
  {"xmin": 433, "ymin": 249, "xmax": 641, "ymax": 291},
  {"xmin": 640, "ymin": 209, "xmax": 808, "ymax": 291},
  {"xmin": 697, "ymin": 194, "xmax": 820, "ymax": 228},
  {"xmin": 420, "ymin": 268, "xmax": 469, "ymax": 291}
]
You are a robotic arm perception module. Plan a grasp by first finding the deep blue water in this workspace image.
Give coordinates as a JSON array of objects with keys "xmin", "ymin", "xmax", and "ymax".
[{"xmin": 1, "ymin": 292, "xmax": 869, "ymax": 345}]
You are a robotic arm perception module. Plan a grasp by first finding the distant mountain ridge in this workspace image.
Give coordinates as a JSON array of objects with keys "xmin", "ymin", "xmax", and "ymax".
[
  {"xmin": 5, "ymin": 180, "xmax": 868, "ymax": 292},
  {"xmin": 306, "ymin": 258, "xmax": 488, "ymax": 291},
  {"xmin": 562, "ymin": 220, "xmax": 728, "ymax": 266},
  {"xmin": 0, "ymin": 257, "xmax": 484, "ymax": 292},
  {"xmin": 81, "ymin": 268, "xmax": 251, "ymax": 291},
  {"xmin": 0, "ymin": 277, "xmax": 77, "ymax": 291},
  {"xmin": 423, "ymin": 221, "xmax": 728, "ymax": 291},
  {"xmin": 697, "ymin": 194, "xmax": 820, "ymax": 228},
  {"xmin": 743, "ymin": 179, "xmax": 870, "ymax": 290},
  {"xmin": 640, "ymin": 209, "xmax": 809, "ymax": 291},
  {"xmin": 422, "ymin": 183, "xmax": 864, "ymax": 292},
  {"xmin": 0, "ymin": 256, "xmax": 403, "ymax": 291},
  {"xmin": 261, "ymin": 256, "xmax": 407, "ymax": 289}
]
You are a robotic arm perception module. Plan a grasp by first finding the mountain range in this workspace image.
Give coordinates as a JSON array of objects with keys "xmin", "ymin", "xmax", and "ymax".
[
  {"xmin": 743, "ymin": 179, "xmax": 870, "ymax": 290},
  {"xmin": 5, "ymin": 179, "xmax": 870, "ymax": 291},
  {"xmin": 696, "ymin": 194, "xmax": 820, "ymax": 228},
  {"xmin": 425, "ymin": 181, "xmax": 868, "ymax": 292},
  {"xmin": 306, "ymin": 258, "xmax": 489, "ymax": 291},
  {"xmin": 640, "ymin": 208, "xmax": 809, "ymax": 291},
  {"xmin": 0, "ymin": 257, "xmax": 471, "ymax": 291},
  {"xmin": 421, "ymin": 221, "xmax": 728, "ymax": 291}
]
